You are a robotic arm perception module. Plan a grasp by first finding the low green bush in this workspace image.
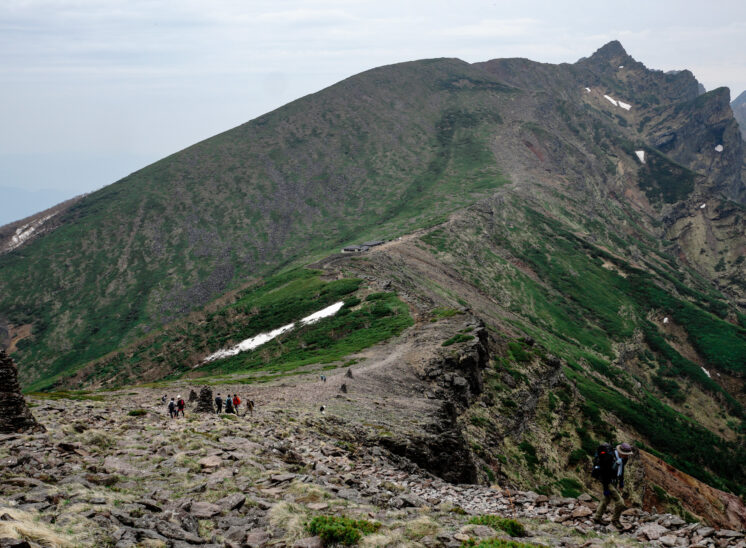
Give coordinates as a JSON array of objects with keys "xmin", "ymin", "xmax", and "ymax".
[
  {"xmin": 443, "ymin": 334, "xmax": 475, "ymax": 346},
  {"xmin": 306, "ymin": 515, "xmax": 380, "ymax": 546},
  {"xmin": 467, "ymin": 515, "xmax": 527, "ymax": 537},
  {"xmin": 127, "ymin": 409, "xmax": 147, "ymax": 417}
]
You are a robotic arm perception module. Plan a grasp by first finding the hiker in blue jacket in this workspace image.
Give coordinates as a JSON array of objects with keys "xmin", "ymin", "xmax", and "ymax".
[{"xmin": 594, "ymin": 442, "xmax": 633, "ymax": 528}]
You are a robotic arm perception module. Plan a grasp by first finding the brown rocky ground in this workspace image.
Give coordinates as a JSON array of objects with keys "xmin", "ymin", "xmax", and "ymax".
[{"xmin": 2, "ymin": 369, "xmax": 745, "ymax": 547}]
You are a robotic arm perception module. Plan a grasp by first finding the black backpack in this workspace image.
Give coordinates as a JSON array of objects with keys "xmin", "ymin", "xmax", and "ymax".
[{"xmin": 591, "ymin": 443, "xmax": 615, "ymax": 480}]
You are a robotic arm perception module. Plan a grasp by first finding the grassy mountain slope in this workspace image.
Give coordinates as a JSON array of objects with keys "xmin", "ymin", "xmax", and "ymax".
[
  {"xmin": 2, "ymin": 41, "xmax": 746, "ymax": 519},
  {"xmin": 1, "ymin": 58, "xmax": 513, "ymax": 386}
]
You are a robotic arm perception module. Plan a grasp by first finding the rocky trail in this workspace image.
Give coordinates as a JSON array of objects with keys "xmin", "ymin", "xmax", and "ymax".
[{"xmin": 2, "ymin": 383, "xmax": 744, "ymax": 548}]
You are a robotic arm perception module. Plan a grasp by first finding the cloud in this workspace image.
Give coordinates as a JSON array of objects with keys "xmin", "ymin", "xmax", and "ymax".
[{"xmin": 441, "ymin": 18, "xmax": 542, "ymax": 39}]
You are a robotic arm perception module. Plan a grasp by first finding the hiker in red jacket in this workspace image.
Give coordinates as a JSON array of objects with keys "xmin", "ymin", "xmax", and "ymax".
[
  {"xmin": 233, "ymin": 394, "xmax": 241, "ymax": 415},
  {"xmin": 176, "ymin": 395, "xmax": 185, "ymax": 417}
]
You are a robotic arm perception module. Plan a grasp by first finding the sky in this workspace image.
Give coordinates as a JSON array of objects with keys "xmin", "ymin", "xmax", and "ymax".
[{"xmin": 1, "ymin": 0, "xmax": 745, "ymax": 225}]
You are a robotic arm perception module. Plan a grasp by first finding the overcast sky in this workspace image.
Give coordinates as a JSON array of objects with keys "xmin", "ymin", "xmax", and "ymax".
[{"xmin": 1, "ymin": 0, "xmax": 744, "ymax": 224}]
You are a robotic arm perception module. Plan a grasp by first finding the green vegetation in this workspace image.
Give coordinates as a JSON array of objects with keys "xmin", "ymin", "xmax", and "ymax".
[
  {"xmin": 306, "ymin": 515, "xmax": 380, "ymax": 545},
  {"xmin": 27, "ymin": 391, "xmax": 105, "ymax": 402},
  {"xmin": 198, "ymin": 276, "xmax": 412, "ymax": 377},
  {"xmin": 518, "ymin": 441, "xmax": 539, "ymax": 472},
  {"xmin": 443, "ymin": 333, "xmax": 475, "ymax": 346},
  {"xmin": 34, "ymin": 269, "xmax": 412, "ymax": 388},
  {"xmin": 566, "ymin": 367, "xmax": 745, "ymax": 496},
  {"xmin": 127, "ymin": 409, "xmax": 147, "ymax": 417},
  {"xmin": 467, "ymin": 515, "xmax": 527, "ymax": 537},
  {"xmin": 557, "ymin": 477, "xmax": 584, "ymax": 498},
  {"xmin": 4, "ymin": 58, "xmax": 514, "ymax": 389}
]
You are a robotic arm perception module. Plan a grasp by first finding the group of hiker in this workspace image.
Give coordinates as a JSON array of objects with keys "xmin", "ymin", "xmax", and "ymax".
[
  {"xmin": 214, "ymin": 392, "xmax": 254, "ymax": 416},
  {"xmin": 164, "ymin": 394, "xmax": 186, "ymax": 418},
  {"xmin": 161, "ymin": 392, "xmax": 254, "ymax": 418}
]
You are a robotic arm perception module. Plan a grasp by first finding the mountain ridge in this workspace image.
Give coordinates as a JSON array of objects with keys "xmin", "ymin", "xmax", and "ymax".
[{"xmin": 2, "ymin": 42, "xmax": 745, "ymax": 526}]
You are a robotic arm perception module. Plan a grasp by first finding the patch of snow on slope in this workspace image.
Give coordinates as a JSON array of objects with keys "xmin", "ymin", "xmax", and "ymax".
[
  {"xmin": 700, "ymin": 203, "xmax": 707, "ymax": 209},
  {"xmin": 585, "ymin": 87, "xmax": 591, "ymax": 92},
  {"xmin": 603, "ymin": 95, "xmax": 618, "ymax": 107},
  {"xmin": 663, "ymin": 317, "xmax": 669, "ymax": 324},
  {"xmin": 7, "ymin": 213, "xmax": 56, "ymax": 252},
  {"xmin": 300, "ymin": 302, "xmax": 345, "ymax": 325},
  {"xmin": 617, "ymin": 100, "xmax": 631, "ymax": 111},
  {"xmin": 635, "ymin": 150, "xmax": 646, "ymax": 163},
  {"xmin": 201, "ymin": 301, "xmax": 345, "ymax": 364},
  {"xmin": 702, "ymin": 367, "xmax": 711, "ymax": 378},
  {"xmin": 715, "ymin": 144, "xmax": 724, "ymax": 152}
]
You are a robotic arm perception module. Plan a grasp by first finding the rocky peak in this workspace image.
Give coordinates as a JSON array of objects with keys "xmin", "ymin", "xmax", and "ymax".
[
  {"xmin": 0, "ymin": 349, "xmax": 44, "ymax": 433},
  {"xmin": 589, "ymin": 40, "xmax": 628, "ymax": 62}
]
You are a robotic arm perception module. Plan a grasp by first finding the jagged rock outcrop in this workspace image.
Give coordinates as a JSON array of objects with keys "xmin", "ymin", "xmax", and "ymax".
[
  {"xmin": 193, "ymin": 386, "xmax": 214, "ymax": 413},
  {"xmin": 0, "ymin": 350, "xmax": 44, "ymax": 433}
]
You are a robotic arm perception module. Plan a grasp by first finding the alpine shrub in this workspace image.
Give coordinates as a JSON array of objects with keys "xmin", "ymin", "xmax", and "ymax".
[
  {"xmin": 467, "ymin": 515, "xmax": 527, "ymax": 537},
  {"xmin": 306, "ymin": 516, "xmax": 380, "ymax": 545}
]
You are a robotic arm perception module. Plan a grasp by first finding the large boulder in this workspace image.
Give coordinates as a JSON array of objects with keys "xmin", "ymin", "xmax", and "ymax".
[
  {"xmin": 0, "ymin": 349, "xmax": 45, "ymax": 433},
  {"xmin": 193, "ymin": 386, "xmax": 214, "ymax": 413}
]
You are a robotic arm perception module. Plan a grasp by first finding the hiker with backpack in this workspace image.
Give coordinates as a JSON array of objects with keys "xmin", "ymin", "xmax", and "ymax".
[
  {"xmin": 168, "ymin": 397, "xmax": 176, "ymax": 419},
  {"xmin": 224, "ymin": 394, "xmax": 234, "ymax": 414},
  {"xmin": 176, "ymin": 395, "xmax": 185, "ymax": 417},
  {"xmin": 233, "ymin": 394, "xmax": 241, "ymax": 415},
  {"xmin": 215, "ymin": 393, "xmax": 223, "ymax": 414},
  {"xmin": 592, "ymin": 442, "xmax": 634, "ymax": 528}
]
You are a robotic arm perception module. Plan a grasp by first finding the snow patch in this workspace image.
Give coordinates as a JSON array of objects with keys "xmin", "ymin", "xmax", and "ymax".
[
  {"xmin": 585, "ymin": 87, "xmax": 591, "ymax": 93},
  {"xmin": 201, "ymin": 301, "xmax": 345, "ymax": 364},
  {"xmin": 618, "ymin": 65, "xmax": 624, "ymax": 69},
  {"xmin": 7, "ymin": 213, "xmax": 56, "ymax": 252},
  {"xmin": 701, "ymin": 367, "xmax": 711, "ymax": 378},
  {"xmin": 663, "ymin": 317, "xmax": 669, "ymax": 324},
  {"xmin": 700, "ymin": 203, "xmax": 707, "ymax": 209},
  {"xmin": 603, "ymin": 94, "xmax": 631, "ymax": 111},
  {"xmin": 635, "ymin": 150, "xmax": 646, "ymax": 164},
  {"xmin": 714, "ymin": 144, "xmax": 724, "ymax": 152},
  {"xmin": 300, "ymin": 301, "xmax": 345, "ymax": 325}
]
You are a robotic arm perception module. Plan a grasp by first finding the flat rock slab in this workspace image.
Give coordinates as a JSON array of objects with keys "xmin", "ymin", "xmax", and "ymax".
[
  {"xmin": 190, "ymin": 502, "xmax": 222, "ymax": 519},
  {"xmin": 198, "ymin": 456, "xmax": 222, "ymax": 469},
  {"xmin": 269, "ymin": 473, "xmax": 296, "ymax": 484},
  {"xmin": 216, "ymin": 493, "xmax": 245, "ymax": 511},
  {"xmin": 104, "ymin": 456, "xmax": 139, "ymax": 475},
  {"xmin": 244, "ymin": 529, "xmax": 270, "ymax": 548},
  {"xmin": 637, "ymin": 523, "xmax": 670, "ymax": 541}
]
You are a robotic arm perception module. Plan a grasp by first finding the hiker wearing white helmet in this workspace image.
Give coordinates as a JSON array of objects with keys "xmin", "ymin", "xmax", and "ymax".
[
  {"xmin": 593, "ymin": 442, "xmax": 634, "ymax": 528},
  {"xmin": 176, "ymin": 395, "xmax": 185, "ymax": 417}
]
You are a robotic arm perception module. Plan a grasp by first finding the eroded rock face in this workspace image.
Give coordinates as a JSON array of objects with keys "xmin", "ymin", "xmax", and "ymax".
[
  {"xmin": 0, "ymin": 349, "xmax": 44, "ymax": 433},
  {"xmin": 193, "ymin": 386, "xmax": 214, "ymax": 413}
]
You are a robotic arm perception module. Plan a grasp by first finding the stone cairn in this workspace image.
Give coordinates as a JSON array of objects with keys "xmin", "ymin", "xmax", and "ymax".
[
  {"xmin": 0, "ymin": 349, "xmax": 45, "ymax": 433},
  {"xmin": 193, "ymin": 386, "xmax": 215, "ymax": 413},
  {"xmin": 188, "ymin": 389, "xmax": 198, "ymax": 403}
]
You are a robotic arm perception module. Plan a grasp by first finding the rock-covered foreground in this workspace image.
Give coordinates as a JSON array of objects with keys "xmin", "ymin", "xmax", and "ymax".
[{"xmin": 1, "ymin": 389, "xmax": 744, "ymax": 548}]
